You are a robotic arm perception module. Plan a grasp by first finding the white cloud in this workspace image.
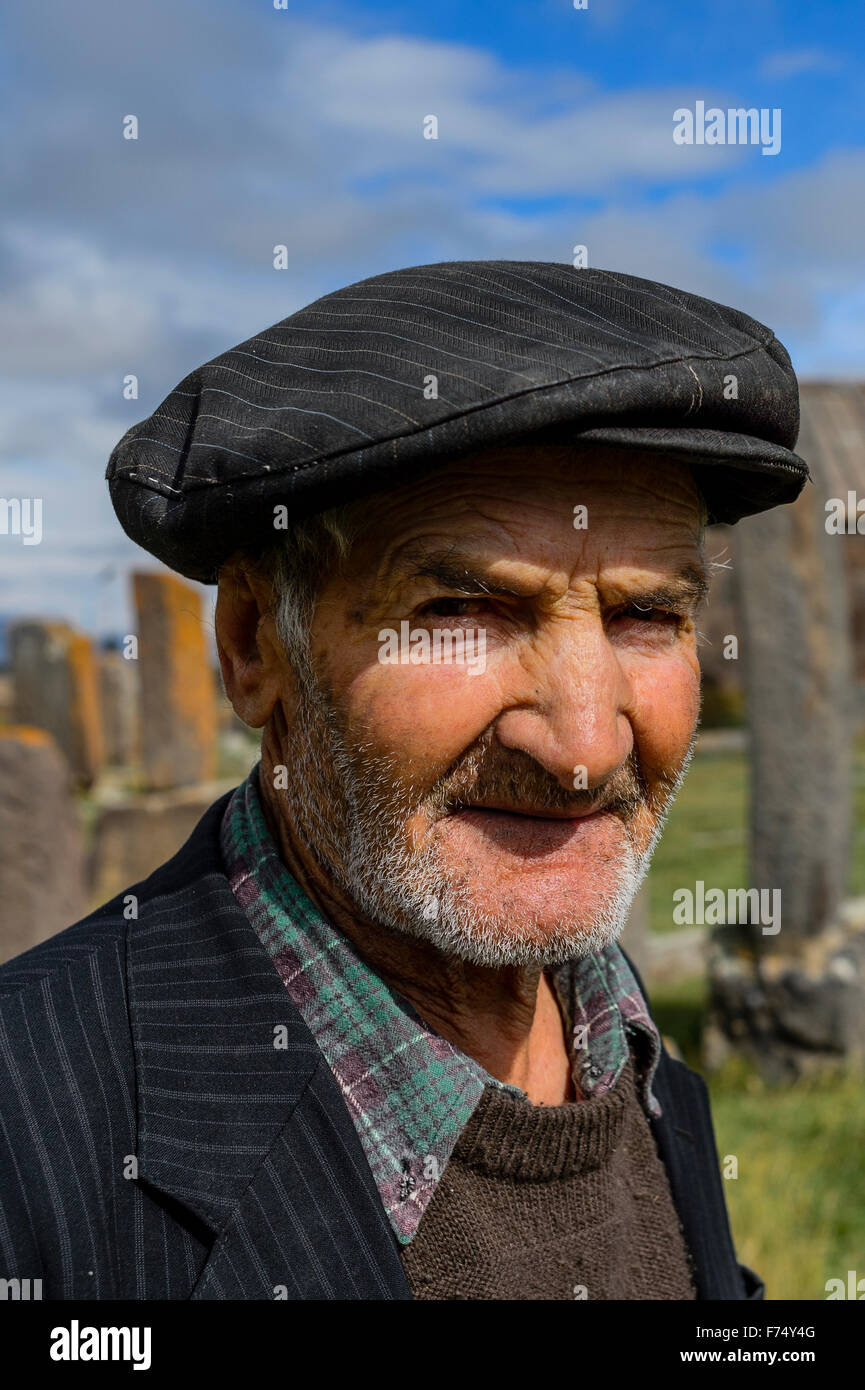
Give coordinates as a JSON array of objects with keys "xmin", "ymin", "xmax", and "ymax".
[
  {"xmin": 760, "ymin": 48, "xmax": 842, "ymax": 81},
  {"xmin": 276, "ymin": 28, "xmax": 741, "ymax": 194}
]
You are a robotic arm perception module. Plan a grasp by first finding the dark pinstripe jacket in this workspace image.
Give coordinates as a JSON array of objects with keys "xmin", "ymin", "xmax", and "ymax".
[{"xmin": 0, "ymin": 791, "xmax": 763, "ymax": 1301}]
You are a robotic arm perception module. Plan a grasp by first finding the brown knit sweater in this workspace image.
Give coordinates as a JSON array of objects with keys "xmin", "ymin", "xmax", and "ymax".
[{"xmin": 401, "ymin": 1056, "xmax": 696, "ymax": 1300}]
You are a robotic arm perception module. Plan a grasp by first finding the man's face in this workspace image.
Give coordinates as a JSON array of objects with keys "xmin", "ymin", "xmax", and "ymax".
[{"xmin": 277, "ymin": 445, "xmax": 706, "ymax": 967}]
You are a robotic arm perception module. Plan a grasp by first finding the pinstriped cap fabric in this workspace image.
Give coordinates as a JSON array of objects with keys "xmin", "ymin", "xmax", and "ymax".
[{"xmin": 106, "ymin": 260, "xmax": 810, "ymax": 583}]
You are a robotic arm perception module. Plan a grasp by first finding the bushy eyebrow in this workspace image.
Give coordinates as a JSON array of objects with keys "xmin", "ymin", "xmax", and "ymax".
[
  {"xmin": 393, "ymin": 546, "xmax": 539, "ymax": 599},
  {"xmin": 389, "ymin": 544, "xmax": 711, "ymax": 611},
  {"xmin": 611, "ymin": 564, "xmax": 711, "ymax": 612}
]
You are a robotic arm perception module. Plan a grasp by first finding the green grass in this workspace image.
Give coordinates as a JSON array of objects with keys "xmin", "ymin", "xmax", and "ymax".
[
  {"xmin": 648, "ymin": 733, "xmax": 865, "ymax": 933},
  {"xmin": 652, "ymin": 976, "xmax": 865, "ymax": 1302},
  {"xmin": 711, "ymin": 1064, "xmax": 865, "ymax": 1300}
]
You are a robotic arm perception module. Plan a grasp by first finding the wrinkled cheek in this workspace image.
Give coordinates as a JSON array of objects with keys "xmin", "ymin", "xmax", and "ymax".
[
  {"xmin": 631, "ymin": 654, "xmax": 701, "ymax": 786},
  {"xmin": 343, "ymin": 663, "xmax": 507, "ymax": 769}
]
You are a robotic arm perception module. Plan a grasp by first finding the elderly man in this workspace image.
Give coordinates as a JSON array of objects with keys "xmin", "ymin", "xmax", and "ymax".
[{"xmin": 0, "ymin": 262, "xmax": 808, "ymax": 1301}]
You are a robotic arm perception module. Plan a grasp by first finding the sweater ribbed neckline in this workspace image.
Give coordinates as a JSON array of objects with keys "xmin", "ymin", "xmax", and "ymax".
[{"xmin": 452, "ymin": 1057, "xmax": 635, "ymax": 1180}]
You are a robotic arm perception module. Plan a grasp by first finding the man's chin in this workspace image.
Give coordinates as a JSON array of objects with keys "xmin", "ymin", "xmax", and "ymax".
[
  {"xmin": 336, "ymin": 809, "xmax": 652, "ymax": 967},
  {"xmin": 386, "ymin": 869, "xmax": 643, "ymax": 968},
  {"xmin": 396, "ymin": 900, "xmax": 630, "ymax": 968}
]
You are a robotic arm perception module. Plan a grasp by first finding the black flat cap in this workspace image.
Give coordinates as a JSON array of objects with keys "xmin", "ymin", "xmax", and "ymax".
[{"xmin": 107, "ymin": 261, "xmax": 810, "ymax": 583}]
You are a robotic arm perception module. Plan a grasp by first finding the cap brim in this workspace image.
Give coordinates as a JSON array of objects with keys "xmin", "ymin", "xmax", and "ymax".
[{"xmin": 552, "ymin": 424, "xmax": 811, "ymax": 525}]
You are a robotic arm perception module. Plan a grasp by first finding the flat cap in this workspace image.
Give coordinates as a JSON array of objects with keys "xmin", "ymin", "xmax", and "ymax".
[{"xmin": 107, "ymin": 260, "xmax": 810, "ymax": 582}]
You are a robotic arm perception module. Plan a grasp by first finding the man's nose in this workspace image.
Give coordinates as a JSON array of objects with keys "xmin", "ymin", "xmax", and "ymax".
[{"xmin": 492, "ymin": 621, "xmax": 634, "ymax": 794}]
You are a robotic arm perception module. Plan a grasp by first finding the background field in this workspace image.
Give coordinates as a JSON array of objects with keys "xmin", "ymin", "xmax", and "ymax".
[{"xmin": 649, "ymin": 733, "xmax": 865, "ymax": 1300}]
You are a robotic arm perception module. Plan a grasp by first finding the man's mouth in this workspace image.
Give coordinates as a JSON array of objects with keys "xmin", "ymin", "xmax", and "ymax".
[
  {"xmin": 449, "ymin": 801, "xmax": 609, "ymax": 821},
  {"xmin": 441, "ymin": 802, "xmax": 622, "ymax": 857}
]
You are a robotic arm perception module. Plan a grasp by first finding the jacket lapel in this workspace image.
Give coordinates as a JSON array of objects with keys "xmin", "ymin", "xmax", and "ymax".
[
  {"xmin": 649, "ymin": 1050, "xmax": 760, "ymax": 1300},
  {"xmin": 190, "ymin": 1053, "xmax": 412, "ymax": 1300},
  {"xmin": 128, "ymin": 792, "xmax": 410, "ymax": 1300}
]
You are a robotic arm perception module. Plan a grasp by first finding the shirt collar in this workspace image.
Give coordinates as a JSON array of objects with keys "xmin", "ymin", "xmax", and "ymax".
[{"xmin": 220, "ymin": 766, "xmax": 662, "ymax": 1244}]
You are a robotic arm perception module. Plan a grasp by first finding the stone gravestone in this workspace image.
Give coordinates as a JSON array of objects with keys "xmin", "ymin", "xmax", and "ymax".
[
  {"xmin": 10, "ymin": 621, "xmax": 104, "ymax": 788},
  {"xmin": 0, "ymin": 727, "xmax": 85, "ymax": 965},
  {"xmin": 705, "ymin": 436, "xmax": 861, "ymax": 1079},
  {"xmin": 132, "ymin": 572, "xmax": 218, "ymax": 789},
  {"xmin": 99, "ymin": 646, "xmax": 140, "ymax": 766},
  {"xmin": 88, "ymin": 780, "xmax": 237, "ymax": 906}
]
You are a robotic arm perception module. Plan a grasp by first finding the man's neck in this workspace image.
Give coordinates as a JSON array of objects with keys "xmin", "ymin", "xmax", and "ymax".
[{"xmin": 256, "ymin": 752, "xmax": 574, "ymax": 1106}]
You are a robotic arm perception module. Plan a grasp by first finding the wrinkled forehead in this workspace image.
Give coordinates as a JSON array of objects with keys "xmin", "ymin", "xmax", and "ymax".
[{"xmin": 348, "ymin": 442, "xmax": 705, "ymax": 578}]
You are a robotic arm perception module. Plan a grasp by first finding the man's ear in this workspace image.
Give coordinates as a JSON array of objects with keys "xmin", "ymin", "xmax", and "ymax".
[{"xmin": 215, "ymin": 555, "xmax": 288, "ymax": 728}]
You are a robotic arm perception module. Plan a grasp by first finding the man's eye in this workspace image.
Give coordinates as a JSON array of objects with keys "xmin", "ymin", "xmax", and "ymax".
[
  {"xmin": 619, "ymin": 605, "xmax": 679, "ymax": 625},
  {"xmin": 421, "ymin": 597, "xmax": 485, "ymax": 619}
]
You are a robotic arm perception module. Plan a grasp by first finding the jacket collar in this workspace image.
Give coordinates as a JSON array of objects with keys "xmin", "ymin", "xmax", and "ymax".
[
  {"xmin": 126, "ymin": 790, "xmax": 411, "ymax": 1298},
  {"xmin": 127, "ymin": 790, "xmax": 324, "ymax": 1233}
]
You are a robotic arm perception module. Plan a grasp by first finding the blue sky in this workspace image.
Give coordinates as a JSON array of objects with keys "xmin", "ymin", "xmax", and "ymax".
[{"xmin": 1, "ymin": 0, "xmax": 863, "ymax": 637}]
